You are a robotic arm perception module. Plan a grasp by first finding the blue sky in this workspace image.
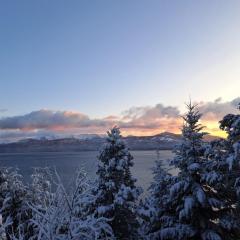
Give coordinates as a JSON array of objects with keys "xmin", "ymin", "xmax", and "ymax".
[{"xmin": 0, "ymin": 1, "xmax": 240, "ymax": 140}]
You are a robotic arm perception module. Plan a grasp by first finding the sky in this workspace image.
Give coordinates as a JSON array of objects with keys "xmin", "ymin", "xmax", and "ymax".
[{"xmin": 0, "ymin": 1, "xmax": 240, "ymax": 142}]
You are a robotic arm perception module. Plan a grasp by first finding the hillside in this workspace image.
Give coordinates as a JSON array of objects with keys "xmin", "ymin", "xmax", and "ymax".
[
  {"xmin": 0, "ymin": 132, "xmax": 182, "ymax": 152},
  {"xmin": 0, "ymin": 132, "xmax": 220, "ymax": 153}
]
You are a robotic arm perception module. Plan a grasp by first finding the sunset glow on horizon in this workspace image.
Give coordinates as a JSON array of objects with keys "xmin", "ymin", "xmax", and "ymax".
[{"xmin": 0, "ymin": 97, "xmax": 237, "ymax": 142}]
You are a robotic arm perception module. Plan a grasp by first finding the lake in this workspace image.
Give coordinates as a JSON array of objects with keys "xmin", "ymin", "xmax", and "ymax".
[{"xmin": 0, "ymin": 150, "xmax": 175, "ymax": 191}]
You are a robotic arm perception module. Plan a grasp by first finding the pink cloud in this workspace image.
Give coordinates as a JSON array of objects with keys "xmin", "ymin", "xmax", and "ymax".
[{"xmin": 0, "ymin": 97, "xmax": 239, "ymax": 141}]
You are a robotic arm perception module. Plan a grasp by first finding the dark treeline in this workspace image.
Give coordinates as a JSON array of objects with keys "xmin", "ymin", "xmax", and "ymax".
[{"xmin": 0, "ymin": 102, "xmax": 240, "ymax": 240}]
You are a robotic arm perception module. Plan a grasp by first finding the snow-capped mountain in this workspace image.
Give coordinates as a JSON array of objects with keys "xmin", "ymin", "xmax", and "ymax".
[{"xmin": 0, "ymin": 132, "xmax": 219, "ymax": 153}]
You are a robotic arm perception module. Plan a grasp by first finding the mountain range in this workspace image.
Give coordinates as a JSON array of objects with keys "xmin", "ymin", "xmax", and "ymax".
[{"xmin": 0, "ymin": 132, "xmax": 219, "ymax": 153}]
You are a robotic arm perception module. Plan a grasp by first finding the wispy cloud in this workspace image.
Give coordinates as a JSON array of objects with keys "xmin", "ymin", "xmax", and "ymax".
[{"xmin": 0, "ymin": 98, "xmax": 239, "ymax": 142}]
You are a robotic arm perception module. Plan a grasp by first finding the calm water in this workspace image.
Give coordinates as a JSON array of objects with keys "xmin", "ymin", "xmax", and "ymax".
[{"xmin": 0, "ymin": 150, "xmax": 174, "ymax": 190}]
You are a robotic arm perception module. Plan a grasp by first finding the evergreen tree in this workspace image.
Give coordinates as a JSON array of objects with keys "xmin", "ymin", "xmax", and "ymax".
[
  {"xmin": 219, "ymin": 104, "xmax": 240, "ymax": 202},
  {"xmin": 203, "ymin": 138, "xmax": 240, "ymax": 239},
  {"xmin": 0, "ymin": 167, "xmax": 54, "ymax": 240},
  {"xmin": 159, "ymin": 102, "xmax": 233, "ymax": 240},
  {"xmin": 94, "ymin": 126, "xmax": 141, "ymax": 239},
  {"xmin": 214, "ymin": 104, "xmax": 240, "ymax": 236},
  {"xmin": 0, "ymin": 168, "xmax": 13, "ymax": 240},
  {"xmin": 138, "ymin": 160, "xmax": 176, "ymax": 239},
  {"xmin": 1, "ymin": 168, "xmax": 33, "ymax": 239},
  {"xmin": 202, "ymin": 102, "xmax": 240, "ymax": 239}
]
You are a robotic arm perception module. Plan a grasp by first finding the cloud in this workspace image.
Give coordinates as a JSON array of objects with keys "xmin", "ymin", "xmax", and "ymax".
[
  {"xmin": 0, "ymin": 105, "xmax": 181, "ymax": 132},
  {"xmin": 191, "ymin": 97, "xmax": 240, "ymax": 137},
  {"xmin": 197, "ymin": 97, "xmax": 240, "ymax": 121},
  {"xmin": 119, "ymin": 104, "xmax": 182, "ymax": 134},
  {"xmin": 0, "ymin": 109, "xmax": 109, "ymax": 130},
  {"xmin": 122, "ymin": 104, "xmax": 180, "ymax": 120},
  {"xmin": 0, "ymin": 105, "xmax": 182, "ymax": 140},
  {"xmin": 0, "ymin": 97, "xmax": 239, "ymax": 142}
]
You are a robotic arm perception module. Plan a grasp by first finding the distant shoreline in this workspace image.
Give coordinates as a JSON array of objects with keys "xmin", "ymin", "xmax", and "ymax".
[
  {"xmin": 0, "ymin": 148, "xmax": 174, "ymax": 154},
  {"xmin": 0, "ymin": 132, "xmax": 219, "ymax": 153},
  {"xmin": 0, "ymin": 132, "xmax": 181, "ymax": 153}
]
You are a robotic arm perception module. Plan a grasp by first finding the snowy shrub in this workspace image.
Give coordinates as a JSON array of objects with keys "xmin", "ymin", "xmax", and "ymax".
[{"xmin": 30, "ymin": 168, "xmax": 114, "ymax": 240}]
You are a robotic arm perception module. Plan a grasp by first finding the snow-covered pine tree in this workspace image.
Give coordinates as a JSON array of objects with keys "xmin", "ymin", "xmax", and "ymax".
[
  {"xmin": 138, "ymin": 160, "xmax": 176, "ymax": 239},
  {"xmin": 0, "ymin": 167, "xmax": 13, "ymax": 240},
  {"xmin": 216, "ymin": 104, "xmax": 240, "ymax": 236},
  {"xmin": 0, "ymin": 168, "xmax": 12, "ymax": 212},
  {"xmin": 203, "ymin": 138, "xmax": 240, "ymax": 239},
  {"xmin": 1, "ymin": 168, "xmax": 33, "ymax": 239},
  {"xmin": 0, "ymin": 167, "xmax": 52, "ymax": 240},
  {"xmin": 94, "ymin": 126, "xmax": 141, "ymax": 239},
  {"xmin": 159, "ymin": 102, "xmax": 232, "ymax": 240}
]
